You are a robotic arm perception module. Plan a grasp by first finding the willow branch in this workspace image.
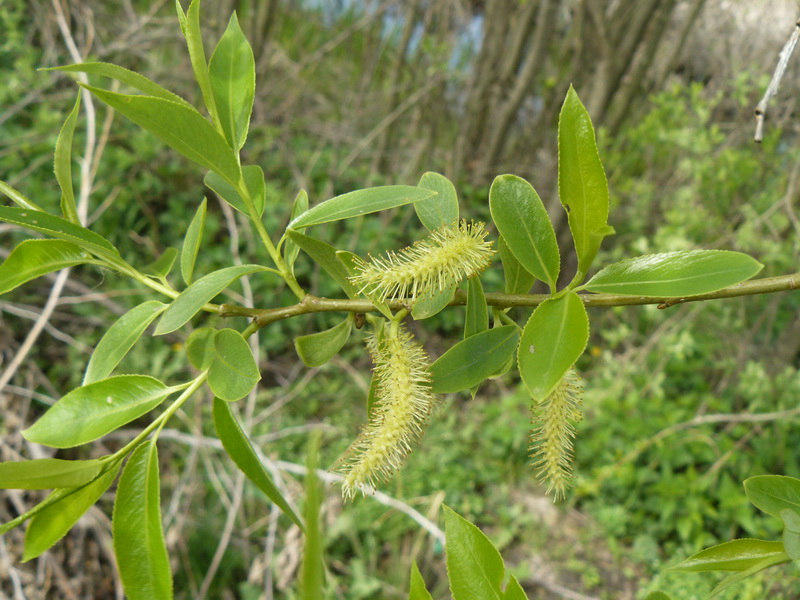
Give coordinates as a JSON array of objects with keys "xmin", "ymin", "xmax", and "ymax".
[
  {"xmin": 218, "ymin": 272, "xmax": 800, "ymax": 326},
  {"xmin": 755, "ymin": 19, "xmax": 800, "ymax": 142}
]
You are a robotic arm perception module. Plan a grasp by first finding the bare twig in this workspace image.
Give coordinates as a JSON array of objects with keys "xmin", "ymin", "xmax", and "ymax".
[{"xmin": 755, "ymin": 19, "xmax": 800, "ymax": 142}]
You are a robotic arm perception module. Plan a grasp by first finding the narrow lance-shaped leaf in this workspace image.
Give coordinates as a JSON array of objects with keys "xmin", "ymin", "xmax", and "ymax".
[
  {"xmin": 408, "ymin": 561, "xmax": 434, "ymax": 600},
  {"xmin": 489, "ymin": 174, "xmax": 560, "ymax": 291},
  {"xmin": 176, "ymin": 0, "xmax": 218, "ymax": 121},
  {"xmin": 285, "ymin": 190, "xmax": 309, "ymax": 273},
  {"xmin": 671, "ymin": 539, "xmax": 788, "ymax": 572},
  {"xmin": 213, "ymin": 397, "xmax": 304, "ymax": 529},
  {"xmin": 209, "ymin": 12, "xmax": 255, "ymax": 150},
  {"xmin": 464, "ymin": 276, "xmax": 488, "ymax": 339},
  {"xmin": 558, "ymin": 85, "xmax": 612, "ymax": 277},
  {"xmin": 416, "ymin": 171, "xmax": 459, "ymax": 231},
  {"xmin": 299, "ymin": 433, "xmax": 324, "ymax": 600},
  {"xmin": 23, "ymin": 376, "xmax": 174, "ymax": 448},
  {"xmin": 288, "ymin": 186, "xmax": 436, "ymax": 229},
  {"xmin": 84, "ymin": 301, "xmax": 168, "ymax": 384},
  {"xmin": 518, "ymin": 292, "xmax": 589, "ymax": 401},
  {"xmin": 207, "ymin": 329, "xmax": 261, "ymax": 402},
  {"xmin": 205, "ymin": 165, "xmax": 266, "ymax": 216},
  {"xmin": 181, "ymin": 198, "xmax": 207, "ymax": 285},
  {"xmin": 295, "ymin": 314, "xmax": 354, "ymax": 368},
  {"xmin": 0, "ymin": 206, "xmax": 119, "ymax": 262},
  {"xmin": 79, "ymin": 84, "xmax": 241, "ymax": 187},
  {"xmin": 0, "ymin": 458, "xmax": 104, "ymax": 490},
  {"xmin": 0, "ymin": 240, "xmax": 86, "ymax": 296},
  {"xmin": 443, "ymin": 505, "xmax": 505, "ymax": 600},
  {"xmin": 584, "ymin": 250, "xmax": 764, "ymax": 297},
  {"xmin": 155, "ymin": 264, "xmax": 268, "ymax": 335},
  {"xmin": 0, "ymin": 180, "xmax": 44, "ymax": 211},
  {"xmin": 285, "ymin": 230, "xmax": 359, "ymax": 298},
  {"xmin": 709, "ymin": 553, "xmax": 791, "ymax": 597},
  {"xmin": 502, "ymin": 576, "xmax": 528, "ymax": 600},
  {"xmin": 143, "ymin": 247, "xmax": 178, "ymax": 280},
  {"xmin": 113, "ymin": 441, "xmax": 173, "ymax": 600},
  {"xmin": 429, "ymin": 326, "xmax": 520, "ymax": 394},
  {"xmin": 48, "ymin": 62, "xmax": 194, "ymax": 109},
  {"xmin": 23, "ymin": 463, "xmax": 121, "ymax": 561},
  {"xmin": 55, "ymin": 92, "xmax": 81, "ymax": 224}
]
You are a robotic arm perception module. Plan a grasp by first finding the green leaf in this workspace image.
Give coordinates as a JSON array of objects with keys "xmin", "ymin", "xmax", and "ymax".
[
  {"xmin": 79, "ymin": 84, "xmax": 241, "ymax": 187},
  {"xmin": 185, "ymin": 327, "xmax": 218, "ymax": 370},
  {"xmin": 23, "ymin": 463, "xmax": 121, "ymax": 561},
  {"xmin": 285, "ymin": 230, "xmax": 359, "ymax": 298},
  {"xmin": 295, "ymin": 314, "xmax": 354, "ymax": 367},
  {"xmin": 176, "ymin": 0, "xmax": 218, "ymax": 122},
  {"xmin": 416, "ymin": 172, "xmax": 459, "ymax": 231},
  {"xmin": 156, "ymin": 264, "xmax": 267, "ymax": 335},
  {"xmin": 0, "ymin": 458, "xmax": 104, "ymax": 490},
  {"xmin": 464, "ymin": 277, "xmax": 488, "ymax": 339},
  {"xmin": 0, "ymin": 206, "xmax": 119, "ymax": 261},
  {"xmin": 411, "ymin": 283, "xmax": 456, "ymax": 320},
  {"xmin": 114, "ymin": 441, "xmax": 172, "ymax": 600},
  {"xmin": 489, "ymin": 175, "xmax": 559, "ymax": 291},
  {"xmin": 288, "ymin": 185, "xmax": 435, "ymax": 229},
  {"xmin": 285, "ymin": 190, "xmax": 309, "ymax": 273},
  {"xmin": 209, "ymin": 12, "xmax": 255, "ymax": 150},
  {"xmin": 55, "ymin": 92, "xmax": 81, "ymax": 224},
  {"xmin": 502, "ymin": 575, "xmax": 528, "ymax": 600},
  {"xmin": 0, "ymin": 180, "xmax": 44, "ymax": 211},
  {"xmin": 337, "ymin": 250, "xmax": 393, "ymax": 318},
  {"xmin": 429, "ymin": 326, "xmax": 520, "ymax": 394},
  {"xmin": 443, "ymin": 505, "xmax": 504, "ymax": 600},
  {"xmin": 208, "ymin": 328, "xmax": 261, "ymax": 402},
  {"xmin": 671, "ymin": 539, "xmax": 787, "ymax": 572},
  {"xmin": 0, "ymin": 239, "xmax": 86, "ymax": 296},
  {"xmin": 585, "ymin": 250, "xmax": 764, "ymax": 297},
  {"xmin": 49, "ymin": 62, "xmax": 194, "ymax": 109},
  {"xmin": 22, "ymin": 375, "xmax": 173, "ymax": 448},
  {"xmin": 299, "ymin": 433, "xmax": 324, "ymax": 599},
  {"xmin": 143, "ymin": 247, "xmax": 178, "ymax": 280},
  {"xmin": 645, "ymin": 593, "xmax": 673, "ymax": 600},
  {"xmin": 744, "ymin": 475, "xmax": 800, "ymax": 519},
  {"xmin": 709, "ymin": 553, "xmax": 790, "ymax": 597},
  {"xmin": 213, "ymin": 397, "xmax": 304, "ymax": 529},
  {"xmin": 408, "ymin": 561, "xmax": 434, "ymax": 600},
  {"xmin": 780, "ymin": 509, "xmax": 800, "ymax": 560},
  {"xmin": 204, "ymin": 165, "xmax": 266, "ymax": 216},
  {"xmin": 498, "ymin": 236, "xmax": 534, "ymax": 295},
  {"xmin": 558, "ymin": 86, "xmax": 611, "ymax": 276},
  {"xmin": 181, "ymin": 198, "xmax": 207, "ymax": 285},
  {"xmin": 518, "ymin": 293, "xmax": 589, "ymax": 401},
  {"xmin": 84, "ymin": 301, "xmax": 167, "ymax": 384}
]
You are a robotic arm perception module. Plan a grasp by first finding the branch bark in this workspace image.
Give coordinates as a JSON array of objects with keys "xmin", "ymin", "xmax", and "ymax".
[{"xmin": 217, "ymin": 272, "xmax": 800, "ymax": 327}]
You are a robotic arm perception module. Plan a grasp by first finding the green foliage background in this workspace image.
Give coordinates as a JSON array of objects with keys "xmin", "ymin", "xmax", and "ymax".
[{"xmin": 1, "ymin": 1, "xmax": 799, "ymax": 598}]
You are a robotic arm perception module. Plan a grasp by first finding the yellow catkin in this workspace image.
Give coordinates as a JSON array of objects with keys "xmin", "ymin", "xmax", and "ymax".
[
  {"xmin": 529, "ymin": 368, "xmax": 584, "ymax": 500},
  {"xmin": 350, "ymin": 220, "xmax": 495, "ymax": 302},
  {"xmin": 339, "ymin": 323, "xmax": 436, "ymax": 499}
]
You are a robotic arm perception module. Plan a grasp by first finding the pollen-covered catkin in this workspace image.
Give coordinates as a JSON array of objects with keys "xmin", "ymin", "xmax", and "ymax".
[
  {"xmin": 350, "ymin": 220, "xmax": 494, "ymax": 302},
  {"xmin": 339, "ymin": 323, "xmax": 436, "ymax": 499},
  {"xmin": 529, "ymin": 368, "xmax": 584, "ymax": 500}
]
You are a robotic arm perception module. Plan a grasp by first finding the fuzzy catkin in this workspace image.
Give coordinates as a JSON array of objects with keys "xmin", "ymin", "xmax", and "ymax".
[
  {"xmin": 529, "ymin": 368, "xmax": 584, "ymax": 500},
  {"xmin": 350, "ymin": 220, "xmax": 494, "ymax": 302},
  {"xmin": 339, "ymin": 324, "xmax": 436, "ymax": 499}
]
